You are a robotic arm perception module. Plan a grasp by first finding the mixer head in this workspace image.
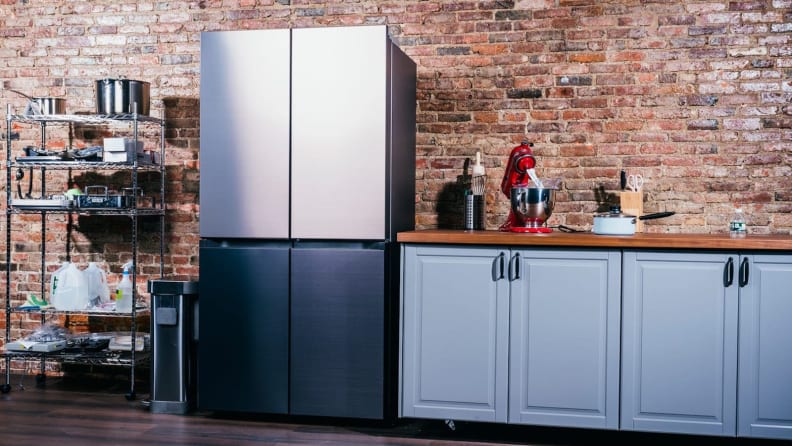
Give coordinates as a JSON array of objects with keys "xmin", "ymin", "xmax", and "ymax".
[
  {"xmin": 500, "ymin": 140, "xmax": 536, "ymax": 197},
  {"xmin": 500, "ymin": 141, "xmax": 551, "ymax": 232}
]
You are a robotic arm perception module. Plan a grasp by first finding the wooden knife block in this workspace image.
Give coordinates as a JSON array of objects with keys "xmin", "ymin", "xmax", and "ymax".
[{"xmin": 620, "ymin": 191, "xmax": 644, "ymax": 232}]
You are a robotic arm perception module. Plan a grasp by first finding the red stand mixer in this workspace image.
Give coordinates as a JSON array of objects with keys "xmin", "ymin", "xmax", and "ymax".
[{"xmin": 499, "ymin": 141, "xmax": 556, "ymax": 233}]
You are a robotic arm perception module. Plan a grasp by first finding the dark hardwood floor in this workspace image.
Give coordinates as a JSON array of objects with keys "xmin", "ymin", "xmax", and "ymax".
[{"xmin": 0, "ymin": 373, "xmax": 785, "ymax": 446}]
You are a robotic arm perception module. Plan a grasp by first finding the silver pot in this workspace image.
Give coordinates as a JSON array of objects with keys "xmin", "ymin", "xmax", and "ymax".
[
  {"xmin": 593, "ymin": 206, "xmax": 675, "ymax": 235},
  {"xmin": 8, "ymin": 90, "xmax": 65, "ymax": 115},
  {"xmin": 30, "ymin": 97, "xmax": 66, "ymax": 115},
  {"xmin": 510, "ymin": 187, "xmax": 556, "ymax": 229},
  {"xmin": 95, "ymin": 78, "xmax": 150, "ymax": 115}
]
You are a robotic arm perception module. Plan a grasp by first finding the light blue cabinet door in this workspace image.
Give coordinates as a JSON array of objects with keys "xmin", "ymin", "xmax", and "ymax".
[
  {"xmin": 621, "ymin": 251, "xmax": 738, "ymax": 436},
  {"xmin": 401, "ymin": 245, "xmax": 509, "ymax": 422},
  {"xmin": 738, "ymin": 254, "xmax": 792, "ymax": 440},
  {"xmin": 508, "ymin": 249, "xmax": 621, "ymax": 429}
]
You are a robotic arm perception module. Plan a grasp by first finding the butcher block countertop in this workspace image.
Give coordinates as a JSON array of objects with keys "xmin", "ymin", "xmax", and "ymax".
[{"xmin": 397, "ymin": 229, "xmax": 792, "ymax": 251}]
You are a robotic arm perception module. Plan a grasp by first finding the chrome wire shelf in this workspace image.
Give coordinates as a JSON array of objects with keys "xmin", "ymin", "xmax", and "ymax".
[
  {"xmin": 7, "ymin": 113, "xmax": 162, "ymax": 125},
  {"xmin": 2, "ymin": 350, "xmax": 151, "ymax": 367},
  {"xmin": 8, "ymin": 307, "xmax": 150, "ymax": 317},
  {"xmin": 4, "ymin": 109, "xmax": 166, "ymax": 399},
  {"xmin": 8, "ymin": 207, "xmax": 164, "ymax": 216},
  {"xmin": 9, "ymin": 161, "xmax": 162, "ymax": 171}
]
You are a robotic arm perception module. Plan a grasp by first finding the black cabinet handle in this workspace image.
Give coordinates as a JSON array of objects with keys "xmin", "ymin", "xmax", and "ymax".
[
  {"xmin": 724, "ymin": 257, "xmax": 734, "ymax": 287},
  {"xmin": 515, "ymin": 252, "xmax": 521, "ymax": 281},
  {"xmin": 739, "ymin": 257, "xmax": 750, "ymax": 288},
  {"xmin": 493, "ymin": 252, "xmax": 506, "ymax": 281},
  {"xmin": 509, "ymin": 252, "xmax": 521, "ymax": 281}
]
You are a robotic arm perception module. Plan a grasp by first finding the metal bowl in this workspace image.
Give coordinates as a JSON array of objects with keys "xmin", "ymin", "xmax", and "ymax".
[{"xmin": 510, "ymin": 187, "xmax": 556, "ymax": 228}]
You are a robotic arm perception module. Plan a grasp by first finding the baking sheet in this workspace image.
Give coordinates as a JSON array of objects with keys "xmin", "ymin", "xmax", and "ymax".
[{"xmin": 11, "ymin": 198, "xmax": 74, "ymax": 209}]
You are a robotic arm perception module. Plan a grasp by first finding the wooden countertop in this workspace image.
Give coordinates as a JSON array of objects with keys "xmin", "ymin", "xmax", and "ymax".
[{"xmin": 397, "ymin": 229, "xmax": 792, "ymax": 251}]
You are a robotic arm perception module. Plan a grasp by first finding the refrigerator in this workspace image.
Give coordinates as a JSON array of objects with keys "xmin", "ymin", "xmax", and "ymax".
[{"xmin": 198, "ymin": 26, "xmax": 416, "ymax": 420}]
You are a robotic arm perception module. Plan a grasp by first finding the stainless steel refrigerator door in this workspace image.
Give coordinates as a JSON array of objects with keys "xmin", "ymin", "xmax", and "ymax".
[
  {"xmin": 200, "ymin": 29, "xmax": 291, "ymax": 238},
  {"xmin": 290, "ymin": 244, "xmax": 386, "ymax": 418},
  {"xmin": 198, "ymin": 241, "xmax": 290, "ymax": 414},
  {"xmin": 291, "ymin": 26, "xmax": 387, "ymax": 240}
]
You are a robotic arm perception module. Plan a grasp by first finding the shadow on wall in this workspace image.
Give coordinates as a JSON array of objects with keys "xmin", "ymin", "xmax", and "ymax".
[
  {"xmin": 436, "ymin": 159, "xmax": 472, "ymax": 229},
  {"xmin": 594, "ymin": 184, "xmax": 619, "ymax": 213},
  {"xmin": 68, "ymin": 96, "xmax": 200, "ymax": 270}
]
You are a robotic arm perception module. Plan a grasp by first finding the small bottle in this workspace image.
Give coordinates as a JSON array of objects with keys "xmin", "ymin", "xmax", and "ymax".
[
  {"xmin": 729, "ymin": 208, "xmax": 747, "ymax": 238},
  {"xmin": 115, "ymin": 261, "xmax": 134, "ymax": 313}
]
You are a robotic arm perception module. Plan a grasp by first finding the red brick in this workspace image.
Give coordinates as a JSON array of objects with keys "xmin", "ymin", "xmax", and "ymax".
[{"xmin": 570, "ymin": 53, "xmax": 606, "ymax": 63}]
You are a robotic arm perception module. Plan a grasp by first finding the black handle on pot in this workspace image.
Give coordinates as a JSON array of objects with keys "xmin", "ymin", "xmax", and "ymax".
[{"xmin": 638, "ymin": 211, "xmax": 676, "ymax": 221}]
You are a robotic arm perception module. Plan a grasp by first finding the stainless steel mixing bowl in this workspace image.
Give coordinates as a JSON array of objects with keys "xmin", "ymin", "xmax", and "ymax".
[{"xmin": 510, "ymin": 187, "xmax": 556, "ymax": 228}]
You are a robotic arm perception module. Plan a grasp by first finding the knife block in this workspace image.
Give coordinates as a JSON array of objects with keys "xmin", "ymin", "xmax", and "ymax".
[{"xmin": 620, "ymin": 191, "xmax": 644, "ymax": 232}]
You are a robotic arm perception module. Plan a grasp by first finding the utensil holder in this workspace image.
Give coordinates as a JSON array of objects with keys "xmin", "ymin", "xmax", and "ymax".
[
  {"xmin": 620, "ymin": 191, "xmax": 644, "ymax": 232},
  {"xmin": 465, "ymin": 194, "xmax": 485, "ymax": 230}
]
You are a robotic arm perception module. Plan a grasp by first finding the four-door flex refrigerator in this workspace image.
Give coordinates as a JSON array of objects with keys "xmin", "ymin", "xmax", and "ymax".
[{"xmin": 198, "ymin": 25, "xmax": 416, "ymax": 420}]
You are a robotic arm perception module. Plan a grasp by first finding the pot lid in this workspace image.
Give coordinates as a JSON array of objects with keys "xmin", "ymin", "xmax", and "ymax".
[{"xmin": 595, "ymin": 205, "xmax": 635, "ymax": 219}]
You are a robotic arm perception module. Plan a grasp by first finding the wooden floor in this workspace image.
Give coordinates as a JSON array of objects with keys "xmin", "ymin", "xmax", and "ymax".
[{"xmin": 0, "ymin": 375, "xmax": 784, "ymax": 446}]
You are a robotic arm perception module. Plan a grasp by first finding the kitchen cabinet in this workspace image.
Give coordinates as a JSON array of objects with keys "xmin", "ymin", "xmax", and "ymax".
[
  {"xmin": 2, "ymin": 111, "xmax": 165, "ymax": 399},
  {"xmin": 400, "ymin": 245, "xmax": 509, "ymax": 423},
  {"xmin": 199, "ymin": 25, "xmax": 415, "ymax": 419},
  {"xmin": 738, "ymin": 254, "xmax": 792, "ymax": 440},
  {"xmin": 621, "ymin": 251, "xmax": 737, "ymax": 436},
  {"xmin": 400, "ymin": 245, "xmax": 621, "ymax": 429},
  {"xmin": 508, "ymin": 249, "xmax": 620, "ymax": 429},
  {"xmin": 621, "ymin": 251, "xmax": 792, "ymax": 440}
]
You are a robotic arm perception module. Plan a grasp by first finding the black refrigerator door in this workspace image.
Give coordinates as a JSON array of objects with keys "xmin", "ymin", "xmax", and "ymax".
[
  {"xmin": 198, "ymin": 241, "xmax": 289, "ymax": 414},
  {"xmin": 290, "ymin": 245, "xmax": 386, "ymax": 419}
]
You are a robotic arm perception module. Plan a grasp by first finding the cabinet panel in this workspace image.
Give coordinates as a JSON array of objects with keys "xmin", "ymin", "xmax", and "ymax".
[
  {"xmin": 509, "ymin": 249, "xmax": 620, "ymax": 429},
  {"xmin": 738, "ymin": 254, "xmax": 792, "ymax": 440},
  {"xmin": 621, "ymin": 251, "xmax": 738, "ymax": 436},
  {"xmin": 290, "ymin": 246, "xmax": 386, "ymax": 419},
  {"xmin": 198, "ymin": 243, "xmax": 289, "ymax": 413},
  {"xmin": 199, "ymin": 29, "xmax": 291, "ymax": 239},
  {"xmin": 401, "ymin": 245, "xmax": 509, "ymax": 423},
  {"xmin": 291, "ymin": 26, "xmax": 387, "ymax": 240}
]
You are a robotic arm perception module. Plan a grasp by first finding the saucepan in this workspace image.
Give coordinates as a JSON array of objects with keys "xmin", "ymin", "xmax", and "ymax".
[
  {"xmin": 8, "ymin": 89, "xmax": 66, "ymax": 115},
  {"xmin": 592, "ymin": 206, "xmax": 675, "ymax": 235}
]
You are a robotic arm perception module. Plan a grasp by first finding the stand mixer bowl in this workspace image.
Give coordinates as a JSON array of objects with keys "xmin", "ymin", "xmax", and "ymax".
[{"xmin": 510, "ymin": 187, "xmax": 556, "ymax": 232}]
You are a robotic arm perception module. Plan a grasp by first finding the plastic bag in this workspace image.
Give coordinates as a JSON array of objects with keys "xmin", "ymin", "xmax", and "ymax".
[
  {"xmin": 53, "ymin": 262, "xmax": 89, "ymax": 311},
  {"xmin": 49, "ymin": 261, "xmax": 71, "ymax": 307},
  {"xmin": 84, "ymin": 262, "xmax": 110, "ymax": 306}
]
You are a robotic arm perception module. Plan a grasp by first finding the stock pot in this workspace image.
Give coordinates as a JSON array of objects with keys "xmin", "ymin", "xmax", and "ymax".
[{"xmin": 95, "ymin": 78, "xmax": 150, "ymax": 115}]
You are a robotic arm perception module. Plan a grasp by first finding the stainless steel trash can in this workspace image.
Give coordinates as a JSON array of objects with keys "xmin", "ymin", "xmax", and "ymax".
[{"xmin": 148, "ymin": 279, "xmax": 199, "ymax": 414}]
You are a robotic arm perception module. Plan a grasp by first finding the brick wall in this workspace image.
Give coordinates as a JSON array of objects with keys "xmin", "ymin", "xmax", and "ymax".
[{"xmin": 0, "ymin": 1, "xmax": 790, "ymax": 298}]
